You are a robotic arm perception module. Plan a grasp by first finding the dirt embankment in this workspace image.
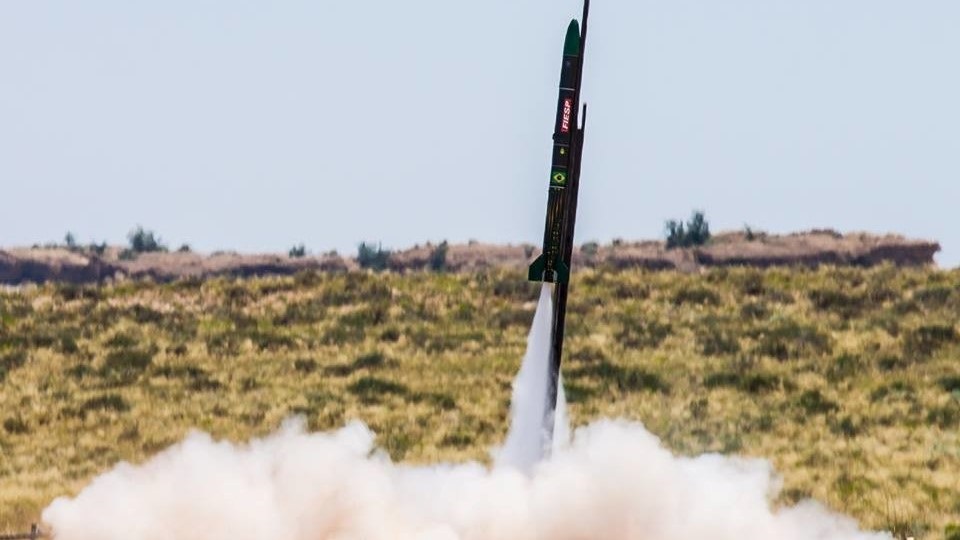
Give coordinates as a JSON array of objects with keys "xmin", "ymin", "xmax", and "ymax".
[{"xmin": 0, "ymin": 231, "xmax": 941, "ymax": 285}]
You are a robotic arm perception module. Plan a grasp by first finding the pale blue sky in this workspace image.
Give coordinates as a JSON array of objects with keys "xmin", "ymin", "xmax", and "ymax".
[{"xmin": 1, "ymin": 1, "xmax": 957, "ymax": 266}]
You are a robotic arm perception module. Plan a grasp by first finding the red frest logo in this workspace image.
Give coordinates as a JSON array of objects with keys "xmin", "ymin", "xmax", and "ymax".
[{"xmin": 561, "ymin": 98, "xmax": 573, "ymax": 133}]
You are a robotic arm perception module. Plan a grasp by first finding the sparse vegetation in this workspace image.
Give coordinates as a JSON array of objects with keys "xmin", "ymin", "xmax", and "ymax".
[
  {"xmin": 288, "ymin": 244, "xmax": 307, "ymax": 258},
  {"xmin": 357, "ymin": 242, "xmax": 391, "ymax": 271},
  {"xmin": 429, "ymin": 241, "xmax": 449, "ymax": 272},
  {"xmin": 0, "ymin": 265, "xmax": 958, "ymax": 535},
  {"xmin": 126, "ymin": 226, "xmax": 167, "ymax": 255},
  {"xmin": 665, "ymin": 210, "xmax": 711, "ymax": 249}
]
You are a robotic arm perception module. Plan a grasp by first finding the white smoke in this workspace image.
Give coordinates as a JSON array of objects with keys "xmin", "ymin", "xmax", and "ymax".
[
  {"xmin": 42, "ymin": 285, "xmax": 891, "ymax": 540},
  {"xmin": 496, "ymin": 285, "xmax": 568, "ymax": 471}
]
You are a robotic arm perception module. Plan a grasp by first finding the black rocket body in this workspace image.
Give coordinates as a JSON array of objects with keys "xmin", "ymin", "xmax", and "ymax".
[{"xmin": 527, "ymin": 0, "xmax": 590, "ymax": 449}]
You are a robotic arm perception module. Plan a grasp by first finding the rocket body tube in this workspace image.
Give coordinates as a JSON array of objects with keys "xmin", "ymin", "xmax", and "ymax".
[{"xmin": 527, "ymin": 21, "xmax": 582, "ymax": 284}]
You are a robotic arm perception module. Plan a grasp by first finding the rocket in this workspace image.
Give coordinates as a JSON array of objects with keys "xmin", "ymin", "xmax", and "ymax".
[
  {"xmin": 527, "ymin": 3, "xmax": 589, "ymax": 286},
  {"xmin": 528, "ymin": 0, "xmax": 590, "ymax": 448}
]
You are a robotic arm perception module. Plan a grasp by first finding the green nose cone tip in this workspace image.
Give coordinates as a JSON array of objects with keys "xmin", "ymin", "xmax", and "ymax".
[{"xmin": 563, "ymin": 20, "xmax": 581, "ymax": 56}]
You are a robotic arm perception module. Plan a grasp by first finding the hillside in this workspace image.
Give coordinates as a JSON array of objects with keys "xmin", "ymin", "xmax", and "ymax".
[
  {"xmin": 0, "ymin": 230, "xmax": 941, "ymax": 285},
  {"xmin": 1, "ymin": 266, "xmax": 958, "ymax": 537}
]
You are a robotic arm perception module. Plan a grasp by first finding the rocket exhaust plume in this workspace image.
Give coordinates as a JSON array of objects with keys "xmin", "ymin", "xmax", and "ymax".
[
  {"xmin": 42, "ymin": 286, "xmax": 891, "ymax": 540},
  {"xmin": 496, "ymin": 285, "xmax": 568, "ymax": 472}
]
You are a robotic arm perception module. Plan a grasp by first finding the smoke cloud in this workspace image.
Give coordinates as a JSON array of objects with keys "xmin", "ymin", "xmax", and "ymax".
[{"xmin": 43, "ymin": 285, "xmax": 891, "ymax": 540}]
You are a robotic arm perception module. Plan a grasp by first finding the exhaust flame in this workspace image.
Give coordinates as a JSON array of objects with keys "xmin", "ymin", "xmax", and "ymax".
[{"xmin": 42, "ymin": 285, "xmax": 891, "ymax": 540}]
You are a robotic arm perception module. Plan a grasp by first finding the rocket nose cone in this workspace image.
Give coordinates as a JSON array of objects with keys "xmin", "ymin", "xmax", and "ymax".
[{"xmin": 563, "ymin": 20, "xmax": 581, "ymax": 56}]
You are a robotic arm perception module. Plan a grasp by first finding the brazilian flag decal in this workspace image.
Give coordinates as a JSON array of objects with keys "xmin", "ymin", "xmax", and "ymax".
[{"xmin": 551, "ymin": 170, "xmax": 567, "ymax": 187}]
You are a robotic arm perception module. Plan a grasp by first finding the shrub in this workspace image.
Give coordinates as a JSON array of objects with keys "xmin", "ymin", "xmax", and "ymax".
[
  {"xmin": 665, "ymin": 210, "xmax": 711, "ymax": 249},
  {"xmin": 491, "ymin": 277, "xmax": 539, "ymax": 302},
  {"xmin": 347, "ymin": 376, "xmax": 409, "ymax": 404},
  {"xmin": 81, "ymin": 393, "xmax": 130, "ymax": 413},
  {"xmin": 737, "ymin": 271, "xmax": 765, "ymax": 296},
  {"xmin": 751, "ymin": 320, "xmax": 831, "ymax": 361},
  {"xmin": 127, "ymin": 226, "xmax": 167, "ymax": 254},
  {"xmin": 913, "ymin": 285, "xmax": 954, "ymax": 309},
  {"xmin": 904, "ymin": 324, "xmax": 957, "ymax": 357},
  {"xmin": 357, "ymin": 242, "xmax": 391, "ymax": 271},
  {"xmin": 153, "ymin": 365, "xmax": 222, "ymax": 391},
  {"xmin": 870, "ymin": 380, "xmax": 915, "ymax": 402},
  {"xmin": 289, "ymin": 244, "xmax": 307, "ymax": 258},
  {"xmin": 616, "ymin": 319, "xmax": 672, "ymax": 349},
  {"xmin": 64, "ymin": 232, "xmax": 78, "ymax": 250},
  {"xmin": 353, "ymin": 351, "xmax": 389, "ymax": 370},
  {"xmin": 379, "ymin": 327, "xmax": 401, "ymax": 342},
  {"xmin": 101, "ymin": 349, "xmax": 154, "ymax": 381},
  {"xmin": 927, "ymin": 404, "xmax": 960, "ymax": 428},
  {"xmin": 293, "ymin": 358, "xmax": 317, "ymax": 373},
  {"xmin": 568, "ymin": 361, "xmax": 669, "ymax": 394},
  {"xmin": 808, "ymin": 288, "xmax": 868, "ymax": 319},
  {"xmin": 672, "ymin": 286, "xmax": 720, "ymax": 306},
  {"xmin": 744, "ymin": 225, "xmax": 764, "ymax": 241},
  {"xmin": 797, "ymin": 389, "xmax": 838, "ymax": 415},
  {"xmin": 429, "ymin": 241, "xmax": 449, "ymax": 272},
  {"xmin": 88, "ymin": 241, "xmax": 108, "ymax": 255},
  {"xmin": 939, "ymin": 376, "xmax": 960, "ymax": 394},
  {"xmin": 826, "ymin": 354, "xmax": 860, "ymax": 382},
  {"xmin": 495, "ymin": 307, "xmax": 533, "ymax": 329},
  {"xmin": 441, "ymin": 429, "xmax": 475, "ymax": 449},
  {"xmin": 697, "ymin": 326, "xmax": 741, "ymax": 356},
  {"xmin": 703, "ymin": 364, "xmax": 784, "ymax": 394},
  {"xmin": 0, "ymin": 350, "xmax": 28, "ymax": 382},
  {"xmin": 3, "ymin": 416, "xmax": 30, "ymax": 435},
  {"xmin": 581, "ymin": 241, "xmax": 600, "ymax": 256},
  {"xmin": 740, "ymin": 301, "xmax": 769, "ymax": 320},
  {"xmin": 830, "ymin": 415, "xmax": 861, "ymax": 438}
]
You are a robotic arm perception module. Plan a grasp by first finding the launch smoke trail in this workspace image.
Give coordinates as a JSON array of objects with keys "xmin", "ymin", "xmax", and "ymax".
[
  {"xmin": 42, "ymin": 287, "xmax": 891, "ymax": 540},
  {"xmin": 496, "ymin": 285, "xmax": 568, "ymax": 472}
]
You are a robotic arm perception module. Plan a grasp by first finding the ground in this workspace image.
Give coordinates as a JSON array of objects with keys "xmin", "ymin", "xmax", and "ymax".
[{"xmin": 0, "ymin": 266, "xmax": 958, "ymax": 538}]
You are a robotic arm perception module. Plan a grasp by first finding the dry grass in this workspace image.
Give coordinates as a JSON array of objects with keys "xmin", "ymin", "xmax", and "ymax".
[{"xmin": 0, "ymin": 266, "xmax": 958, "ymax": 538}]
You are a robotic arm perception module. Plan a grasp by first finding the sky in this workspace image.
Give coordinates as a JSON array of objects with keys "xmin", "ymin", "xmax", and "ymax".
[{"xmin": 1, "ymin": 1, "xmax": 958, "ymax": 266}]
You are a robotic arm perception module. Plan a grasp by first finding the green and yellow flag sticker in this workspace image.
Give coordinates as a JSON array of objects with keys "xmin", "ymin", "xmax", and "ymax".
[{"xmin": 551, "ymin": 171, "xmax": 567, "ymax": 187}]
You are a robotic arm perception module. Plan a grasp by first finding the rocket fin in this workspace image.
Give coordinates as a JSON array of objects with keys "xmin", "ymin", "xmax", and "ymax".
[
  {"xmin": 554, "ymin": 259, "xmax": 570, "ymax": 284},
  {"xmin": 528, "ymin": 254, "xmax": 547, "ymax": 282}
]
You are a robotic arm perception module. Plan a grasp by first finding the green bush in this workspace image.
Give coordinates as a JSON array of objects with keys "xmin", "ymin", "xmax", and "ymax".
[
  {"xmin": 353, "ymin": 351, "xmax": 389, "ymax": 370},
  {"xmin": 288, "ymin": 244, "xmax": 307, "ymax": 258},
  {"xmin": 797, "ymin": 389, "xmax": 838, "ymax": 415},
  {"xmin": 615, "ymin": 318, "xmax": 672, "ymax": 349},
  {"xmin": 0, "ymin": 350, "xmax": 28, "ymax": 382},
  {"xmin": 568, "ymin": 361, "xmax": 669, "ymax": 394},
  {"xmin": 751, "ymin": 319, "xmax": 831, "ymax": 361},
  {"xmin": 429, "ymin": 241, "xmax": 449, "ymax": 272},
  {"xmin": 347, "ymin": 376, "xmax": 409, "ymax": 404},
  {"xmin": 672, "ymin": 287, "xmax": 720, "ymax": 306},
  {"xmin": 3, "ymin": 416, "xmax": 30, "ymax": 435},
  {"xmin": 665, "ymin": 210, "xmax": 711, "ymax": 249},
  {"xmin": 64, "ymin": 232, "xmax": 78, "ymax": 250},
  {"xmin": 81, "ymin": 393, "xmax": 130, "ymax": 413},
  {"xmin": 904, "ymin": 324, "xmax": 957, "ymax": 357},
  {"xmin": 357, "ymin": 242, "xmax": 391, "ymax": 271},
  {"xmin": 127, "ymin": 226, "xmax": 167, "ymax": 254},
  {"xmin": 101, "ymin": 349, "xmax": 154, "ymax": 382}
]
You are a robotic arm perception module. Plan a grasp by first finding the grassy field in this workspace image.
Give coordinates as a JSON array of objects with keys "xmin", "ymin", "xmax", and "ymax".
[{"xmin": 1, "ymin": 266, "xmax": 958, "ymax": 538}]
